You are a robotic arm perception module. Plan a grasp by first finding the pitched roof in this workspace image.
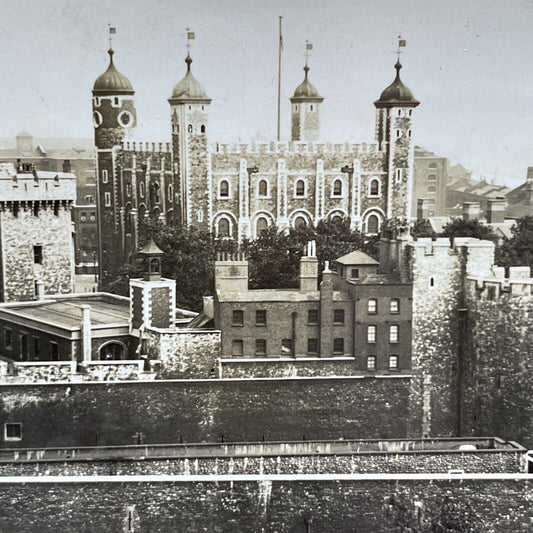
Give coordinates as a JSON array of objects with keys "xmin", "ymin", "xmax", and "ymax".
[{"xmin": 335, "ymin": 250, "xmax": 379, "ymax": 265}]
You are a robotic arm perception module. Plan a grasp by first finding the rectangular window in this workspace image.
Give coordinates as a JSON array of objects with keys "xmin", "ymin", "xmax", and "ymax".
[
  {"xmin": 232, "ymin": 310, "xmax": 244, "ymax": 326},
  {"xmin": 308, "ymin": 309, "xmax": 319, "ymax": 325},
  {"xmin": 102, "ymin": 169, "xmax": 108, "ymax": 183},
  {"xmin": 90, "ymin": 212, "xmax": 96, "ymax": 221},
  {"xmin": 367, "ymin": 356, "xmax": 376, "ymax": 370},
  {"xmin": 333, "ymin": 338, "xmax": 344, "ymax": 354},
  {"xmin": 33, "ymin": 245, "xmax": 43, "ymax": 264},
  {"xmin": 307, "ymin": 338, "xmax": 318, "ymax": 355},
  {"xmin": 255, "ymin": 310, "xmax": 267, "ymax": 326},
  {"xmin": 333, "ymin": 309, "xmax": 345, "ymax": 325},
  {"xmin": 80, "ymin": 212, "xmax": 87, "ymax": 221},
  {"xmin": 390, "ymin": 298, "xmax": 400, "ymax": 313},
  {"xmin": 50, "ymin": 341, "xmax": 59, "ymax": 361},
  {"xmin": 5, "ymin": 328, "xmax": 12, "ymax": 349},
  {"xmin": 395, "ymin": 168, "xmax": 403, "ymax": 183},
  {"xmin": 104, "ymin": 192, "xmax": 111, "ymax": 207},
  {"xmin": 255, "ymin": 339, "xmax": 266, "ymax": 356},
  {"xmin": 389, "ymin": 325, "xmax": 399, "ymax": 343},
  {"xmin": 4, "ymin": 423, "xmax": 22, "ymax": 441},
  {"xmin": 389, "ymin": 355, "xmax": 399, "ymax": 370},
  {"xmin": 367, "ymin": 298, "xmax": 377, "ymax": 314},
  {"xmin": 232, "ymin": 340, "xmax": 243, "ymax": 357},
  {"xmin": 350, "ymin": 268, "xmax": 359, "ymax": 280},
  {"xmin": 281, "ymin": 339, "xmax": 292, "ymax": 355},
  {"xmin": 33, "ymin": 337, "xmax": 39, "ymax": 358},
  {"xmin": 367, "ymin": 325, "xmax": 377, "ymax": 343}
]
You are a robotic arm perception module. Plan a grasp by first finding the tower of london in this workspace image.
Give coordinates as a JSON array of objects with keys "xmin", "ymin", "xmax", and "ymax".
[{"xmin": 92, "ymin": 40, "xmax": 419, "ymax": 284}]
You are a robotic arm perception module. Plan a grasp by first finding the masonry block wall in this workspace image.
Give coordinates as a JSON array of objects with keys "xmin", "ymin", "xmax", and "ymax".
[
  {"xmin": 0, "ymin": 201, "xmax": 74, "ymax": 302},
  {"xmin": 0, "ymin": 378, "xmax": 410, "ymax": 448},
  {"xmin": 0, "ymin": 479, "xmax": 530, "ymax": 532},
  {"xmin": 463, "ymin": 276, "xmax": 533, "ymax": 447}
]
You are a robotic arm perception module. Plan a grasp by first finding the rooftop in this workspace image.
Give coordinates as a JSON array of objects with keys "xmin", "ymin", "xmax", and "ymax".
[
  {"xmin": 335, "ymin": 250, "xmax": 379, "ymax": 266},
  {"xmin": 0, "ymin": 294, "xmax": 130, "ymax": 331}
]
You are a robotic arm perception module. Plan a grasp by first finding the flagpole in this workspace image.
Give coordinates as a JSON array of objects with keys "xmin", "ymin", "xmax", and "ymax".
[{"xmin": 277, "ymin": 16, "xmax": 282, "ymax": 142}]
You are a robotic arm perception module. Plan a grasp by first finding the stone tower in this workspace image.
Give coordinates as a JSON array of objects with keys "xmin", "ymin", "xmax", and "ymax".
[
  {"xmin": 290, "ymin": 63, "xmax": 324, "ymax": 141},
  {"xmin": 168, "ymin": 53, "xmax": 211, "ymax": 229},
  {"xmin": 92, "ymin": 45, "xmax": 136, "ymax": 284},
  {"xmin": 374, "ymin": 60, "xmax": 419, "ymax": 221},
  {"xmin": 0, "ymin": 163, "xmax": 76, "ymax": 302}
]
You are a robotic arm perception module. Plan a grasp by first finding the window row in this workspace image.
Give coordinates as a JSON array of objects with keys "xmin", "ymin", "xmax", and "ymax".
[
  {"xmin": 79, "ymin": 212, "xmax": 96, "ymax": 222},
  {"xmin": 366, "ymin": 355, "xmax": 399, "ymax": 370},
  {"xmin": 230, "ymin": 337, "xmax": 347, "ymax": 356},
  {"xmin": 367, "ymin": 324, "xmax": 400, "ymax": 343},
  {"xmin": 217, "ymin": 178, "xmax": 348, "ymax": 200},
  {"xmin": 367, "ymin": 298, "xmax": 400, "ymax": 314}
]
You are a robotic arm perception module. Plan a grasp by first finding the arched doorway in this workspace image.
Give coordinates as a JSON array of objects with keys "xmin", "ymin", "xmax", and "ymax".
[{"xmin": 99, "ymin": 342, "xmax": 126, "ymax": 361}]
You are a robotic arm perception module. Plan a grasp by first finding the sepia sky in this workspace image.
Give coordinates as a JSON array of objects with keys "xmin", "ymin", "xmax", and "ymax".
[{"xmin": 0, "ymin": 0, "xmax": 532, "ymax": 185}]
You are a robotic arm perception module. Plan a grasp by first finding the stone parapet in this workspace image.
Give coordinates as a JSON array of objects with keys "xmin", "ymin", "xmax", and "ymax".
[{"xmin": 121, "ymin": 141, "xmax": 171, "ymax": 153}]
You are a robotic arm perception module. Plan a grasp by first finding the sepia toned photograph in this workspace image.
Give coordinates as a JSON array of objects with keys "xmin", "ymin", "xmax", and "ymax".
[{"xmin": 0, "ymin": 0, "xmax": 531, "ymax": 531}]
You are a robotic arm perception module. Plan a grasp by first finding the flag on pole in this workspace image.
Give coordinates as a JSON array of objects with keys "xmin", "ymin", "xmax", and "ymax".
[
  {"xmin": 306, "ymin": 42, "xmax": 313, "ymax": 50},
  {"xmin": 398, "ymin": 39, "xmax": 406, "ymax": 47},
  {"xmin": 109, "ymin": 27, "xmax": 116, "ymax": 34},
  {"xmin": 188, "ymin": 31, "xmax": 195, "ymax": 40}
]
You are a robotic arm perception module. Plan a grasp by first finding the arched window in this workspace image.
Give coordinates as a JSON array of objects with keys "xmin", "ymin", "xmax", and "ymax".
[
  {"xmin": 125, "ymin": 204, "xmax": 132, "ymax": 234},
  {"xmin": 168, "ymin": 184, "xmax": 173, "ymax": 198},
  {"xmin": 256, "ymin": 217, "xmax": 268, "ymax": 235},
  {"xmin": 294, "ymin": 216, "xmax": 307, "ymax": 228},
  {"xmin": 369, "ymin": 179, "xmax": 379, "ymax": 196},
  {"xmin": 99, "ymin": 342, "xmax": 125, "ymax": 361},
  {"xmin": 218, "ymin": 218, "xmax": 230, "ymax": 237},
  {"xmin": 331, "ymin": 215, "xmax": 343, "ymax": 224},
  {"xmin": 258, "ymin": 180, "xmax": 268, "ymax": 197},
  {"xmin": 333, "ymin": 179, "xmax": 343, "ymax": 197},
  {"xmin": 295, "ymin": 179, "xmax": 305, "ymax": 197},
  {"xmin": 150, "ymin": 258, "xmax": 160, "ymax": 273},
  {"xmin": 149, "ymin": 182, "xmax": 161, "ymax": 205},
  {"xmin": 200, "ymin": 124, "xmax": 206, "ymax": 133},
  {"xmin": 367, "ymin": 214, "xmax": 379, "ymax": 234},
  {"xmin": 138, "ymin": 204, "xmax": 146, "ymax": 221},
  {"xmin": 187, "ymin": 124, "xmax": 193, "ymax": 133},
  {"xmin": 139, "ymin": 182, "xmax": 145, "ymax": 198},
  {"xmin": 219, "ymin": 180, "xmax": 229, "ymax": 198},
  {"xmin": 151, "ymin": 206, "xmax": 161, "ymax": 220}
]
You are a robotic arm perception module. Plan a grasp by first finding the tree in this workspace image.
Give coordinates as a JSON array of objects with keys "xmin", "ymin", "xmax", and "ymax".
[
  {"xmin": 411, "ymin": 219, "xmax": 436, "ymax": 240},
  {"xmin": 104, "ymin": 220, "xmax": 237, "ymax": 311},
  {"xmin": 496, "ymin": 216, "xmax": 533, "ymax": 271},
  {"xmin": 440, "ymin": 218, "xmax": 498, "ymax": 244}
]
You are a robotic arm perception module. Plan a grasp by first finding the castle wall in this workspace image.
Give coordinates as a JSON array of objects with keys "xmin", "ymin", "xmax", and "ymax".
[
  {"xmin": 0, "ymin": 378, "xmax": 410, "ymax": 448},
  {"xmin": 0, "ymin": 478, "xmax": 529, "ymax": 532},
  {"xmin": 0, "ymin": 202, "xmax": 74, "ymax": 301},
  {"xmin": 463, "ymin": 277, "xmax": 533, "ymax": 447}
]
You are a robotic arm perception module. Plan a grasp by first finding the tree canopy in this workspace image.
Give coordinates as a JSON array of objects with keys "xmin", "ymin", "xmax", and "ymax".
[{"xmin": 495, "ymin": 215, "xmax": 533, "ymax": 271}]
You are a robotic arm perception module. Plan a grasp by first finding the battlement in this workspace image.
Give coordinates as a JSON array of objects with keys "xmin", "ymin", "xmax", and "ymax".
[
  {"xmin": 0, "ymin": 163, "xmax": 76, "ymax": 202},
  {"xmin": 468, "ymin": 266, "xmax": 533, "ymax": 298},
  {"xmin": 407, "ymin": 237, "xmax": 495, "ymax": 256},
  {"xmin": 210, "ymin": 140, "xmax": 382, "ymax": 156},
  {"xmin": 121, "ymin": 141, "xmax": 171, "ymax": 153}
]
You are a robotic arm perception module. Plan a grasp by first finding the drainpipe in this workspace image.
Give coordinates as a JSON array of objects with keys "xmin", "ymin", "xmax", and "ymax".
[{"xmin": 81, "ymin": 304, "xmax": 92, "ymax": 363}]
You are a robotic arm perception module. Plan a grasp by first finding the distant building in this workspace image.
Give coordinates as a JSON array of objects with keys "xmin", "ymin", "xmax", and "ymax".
[
  {"xmin": 412, "ymin": 146, "xmax": 447, "ymax": 217},
  {"xmin": 0, "ymin": 132, "xmax": 97, "ymax": 275},
  {"xmin": 92, "ymin": 42, "xmax": 420, "ymax": 284},
  {"xmin": 0, "ymin": 162, "xmax": 75, "ymax": 302}
]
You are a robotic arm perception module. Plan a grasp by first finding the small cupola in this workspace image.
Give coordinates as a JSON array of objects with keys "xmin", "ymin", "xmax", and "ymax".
[
  {"xmin": 93, "ymin": 47, "xmax": 134, "ymax": 96},
  {"xmin": 139, "ymin": 239, "xmax": 164, "ymax": 281},
  {"xmin": 168, "ymin": 54, "xmax": 211, "ymax": 104},
  {"xmin": 374, "ymin": 60, "xmax": 419, "ymax": 108},
  {"xmin": 290, "ymin": 64, "xmax": 324, "ymax": 103}
]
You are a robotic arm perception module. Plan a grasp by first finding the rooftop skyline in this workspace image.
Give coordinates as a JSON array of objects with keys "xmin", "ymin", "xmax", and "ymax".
[{"xmin": 0, "ymin": 0, "xmax": 531, "ymax": 186}]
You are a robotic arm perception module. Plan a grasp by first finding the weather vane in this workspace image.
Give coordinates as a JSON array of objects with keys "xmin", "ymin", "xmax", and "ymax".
[
  {"xmin": 186, "ymin": 28, "xmax": 195, "ymax": 55},
  {"xmin": 108, "ymin": 25, "xmax": 116, "ymax": 50},
  {"xmin": 305, "ymin": 40, "xmax": 313, "ymax": 67},
  {"xmin": 397, "ymin": 35, "xmax": 406, "ymax": 60}
]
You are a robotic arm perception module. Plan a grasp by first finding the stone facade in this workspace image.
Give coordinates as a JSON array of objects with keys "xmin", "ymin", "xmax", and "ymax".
[
  {"xmin": 93, "ymin": 46, "xmax": 419, "ymax": 282},
  {"xmin": 0, "ymin": 478, "xmax": 530, "ymax": 532},
  {"xmin": 0, "ymin": 164, "xmax": 75, "ymax": 302}
]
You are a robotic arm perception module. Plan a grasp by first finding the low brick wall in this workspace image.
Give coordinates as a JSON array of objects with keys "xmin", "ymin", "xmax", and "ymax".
[{"xmin": 0, "ymin": 477, "xmax": 530, "ymax": 532}]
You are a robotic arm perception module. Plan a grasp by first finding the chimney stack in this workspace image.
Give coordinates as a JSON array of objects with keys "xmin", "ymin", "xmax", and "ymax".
[
  {"xmin": 486, "ymin": 197, "xmax": 507, "ymax": 224},
  {"xmin": 462, "ymin": 202, "xmax": 480, "ymax": 221},
  {"xmin": 299, "ymin": 241, "xmax": 318, "ymax": 292}
]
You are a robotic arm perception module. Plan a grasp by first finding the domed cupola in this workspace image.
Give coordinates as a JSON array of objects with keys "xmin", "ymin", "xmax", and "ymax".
[
  {"xmin": 375, "ymin": 60, "xmax": 419, "ymax": 108},
  {"xmin": 168, "ymin": 55, "xmax": 211, "ymax": 104},
  {"xmin": 93, "ymin": 48, "xmax": 134, "ymax": 96},
  {"xmin": 290, "ymin": 65, "xmax": 324, "ymax": 103}
]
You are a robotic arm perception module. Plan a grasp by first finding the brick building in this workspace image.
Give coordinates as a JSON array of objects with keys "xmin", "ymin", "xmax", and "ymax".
[
  {"xmin": 0, "ymin": 162, "xmax": 76, "ymax": 302},
  {"xmin": 212, "ymin": 242, "xmax": 412, "ymax": 373},
  {"xmin": 92, "ymin": 40, "xmax": 420, "ymax": 284},
  {"xmin": 412, "ymin": 146, "xmax": 447, "ymax": 217}
]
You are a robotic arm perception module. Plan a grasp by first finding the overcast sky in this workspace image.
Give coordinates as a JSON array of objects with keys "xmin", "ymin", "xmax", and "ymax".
[{"xmin": 0, "ymin": 0, "xmax": 531, "ymax": 186}]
